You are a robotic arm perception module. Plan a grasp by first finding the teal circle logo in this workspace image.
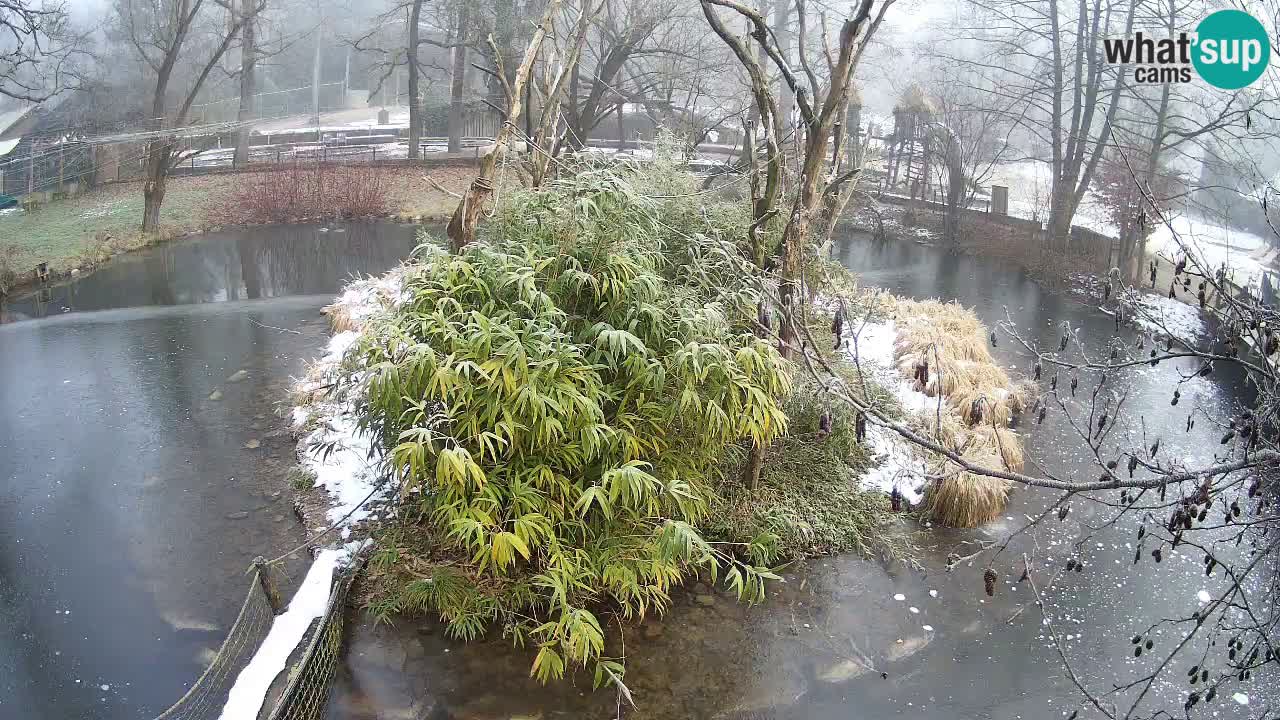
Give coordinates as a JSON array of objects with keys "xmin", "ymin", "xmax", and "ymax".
[{"xmin": 1193, "ymin": 10, "xmax": 1271, "ymax": 89}]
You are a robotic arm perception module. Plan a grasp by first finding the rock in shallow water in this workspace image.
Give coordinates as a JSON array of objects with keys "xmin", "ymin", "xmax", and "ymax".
[{"xmin": 819, "ymin": 658, "xmax": 871, "ymax": 683}]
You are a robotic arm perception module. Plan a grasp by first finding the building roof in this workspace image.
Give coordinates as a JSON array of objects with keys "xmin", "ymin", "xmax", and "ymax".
[{"xmin": 0, "ymin": 106, "xmax": 34, "ymax": 135}]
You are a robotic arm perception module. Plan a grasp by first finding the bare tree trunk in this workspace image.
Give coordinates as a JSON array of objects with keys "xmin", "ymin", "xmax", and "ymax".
[
  {"xmin": 233, "ymin": 0, "xmax": 258, "ymax": 167},
  {"xmin": 132, "ymin": 0, "xmax": 247, "ymax": 233},
  {"xmin": 530, "ymin": 0, "xmax": 595, "ymax": 186},
  {"xmin": 1123, "ymin": 0, "xmax": 1173, "ymax": 276},
  {"xmin": 775, "ymin": 6, "xmax": 869, "ymax": 358},
  {"xmin": 777, "ymin": 132, "xmax": 827, "ymax": 356},
  {"xmin": 407, "ymin": 0, "xmax": 424, "ymax": 160},
  {"xmin": 311, "ymin": 13, "xmax": 322, "ymax": 124},
  {"xmin": 773, "ymin": 0, "xmax": 793, "ymax": 131},
  {"xmin": 446, "ymin": 0, "xmax": 561, "ymax": 253},
  {"xmin": 447, "ymin": 3, "xmax": 469, "ymax": 154},
  {"xmin": 491, "ymin": 0, "xmax": 517, "ymax": 99},
  {"xmin": 142, "ymin": 141, "xmax": 171, "ymax": 232},
  {"xmin": 616, "ymin": 101, "xmax": 625, "ymax": 149}
]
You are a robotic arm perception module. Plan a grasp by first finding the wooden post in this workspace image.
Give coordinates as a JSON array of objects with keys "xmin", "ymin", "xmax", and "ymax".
[{"xmin": 252, "ymin": 556, "xmax": 284, "ymax": 614}]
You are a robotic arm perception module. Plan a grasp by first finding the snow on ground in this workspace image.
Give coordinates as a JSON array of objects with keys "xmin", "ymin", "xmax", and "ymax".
[
  {"xmin": 295, "ymin": 332, "xmax": 385, "ymax": 535},
  {"xmin": 218, "ymin": 270, "xmax": 414, "ymax": 720},
  {"xmin": 1122, "ymin": 289, "xmax": 1207, "ymax": 341},
  {"xmin": 843, "ymin": 319, "xmax": 935, "ymax": 505},
  {"xmin": 79, "ymin": 199, "xmax": 126, "ymax": 220},
  {"xmin": 978, "ymin": 159, "xmax": 1278, "ymax": 290},
  {"xmin": 1149, "ymin": 213, "xmax": 1271, "ymax": 289},
  {"xmin": 291, "ymin": 270, "xmax": 412, "ymax": 534},
  {"xmin": 987, "ymin": 160, "xmax": 1118, "ymax": 236},
  {"xmin": 216, "ymin": 543, "xmax": 365, "ymax": 720},
  {"xmin": 253, "ymin": 106, "xmax": 412, "ymax": 135}
]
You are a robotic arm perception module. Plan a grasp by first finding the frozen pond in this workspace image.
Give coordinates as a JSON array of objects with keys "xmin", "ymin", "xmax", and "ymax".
[{"xmin": 0, "ymin": 222, "xmax": 419, "ymax": 719}]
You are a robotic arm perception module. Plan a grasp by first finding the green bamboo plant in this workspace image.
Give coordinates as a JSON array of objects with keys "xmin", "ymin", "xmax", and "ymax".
[{"xmin": 355, "ymin": 164, "xmax": 791, "ymax": 687}]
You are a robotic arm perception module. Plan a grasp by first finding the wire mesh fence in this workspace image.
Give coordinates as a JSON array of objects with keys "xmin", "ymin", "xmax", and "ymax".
[
  {"xmin": 192, "ymin": 84, "xmax": 348, "ymax": 126},
  {"xmin": 153, "ymin": 566, "xmax": 279, "ymax": 720},
  {"xmin": 267, "ymin": 557, "xmax": 363, "ymax": 720},
  {"xmin": 151, "ymin": 553, "xmax": 365, "ymax": 720}
]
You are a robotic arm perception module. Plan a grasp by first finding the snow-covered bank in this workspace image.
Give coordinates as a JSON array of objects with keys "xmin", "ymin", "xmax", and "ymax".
[
  {"xmin": 217, "ymin": 548, "xmax": 340, "ymax": 720},
  {"xmin": 291, "ymin": 269, "xmax": 411, "ymax": 535},
  {"xmin": 209, "ymin": 270, "xmax": 414, "ymax": 720},
  {"xmin": 1149, "ymin": 213, "xmax": 1271, "ymax": 290},
  {"xmin": 216, "ymin": 542, "xmax": 367, "ymax": 720},
  {"xmin": 845, "ymin": 319, "xmax": 932, "ymax": 505},
  {"xmin": 1123, "ymin": 290, "xmax": 1207, "ymax": 342}
]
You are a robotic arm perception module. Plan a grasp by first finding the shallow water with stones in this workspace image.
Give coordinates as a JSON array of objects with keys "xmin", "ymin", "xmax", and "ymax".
[{"xmin": 324, "ymin": 230, "xmax": 1275, "ymax": 720}]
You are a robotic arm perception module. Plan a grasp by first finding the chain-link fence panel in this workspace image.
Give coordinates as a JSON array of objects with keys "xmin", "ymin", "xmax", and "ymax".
[
  {"xmin": 151, "ymin": 553, "xmax": 365, "ymax": 720},
  {"xmin": 267, "ymin": 557, "xmax": 362, "ymax": 720},
  {"xmin": 153, "ymin": 568, "xmax": 278, "ymax": 720}
]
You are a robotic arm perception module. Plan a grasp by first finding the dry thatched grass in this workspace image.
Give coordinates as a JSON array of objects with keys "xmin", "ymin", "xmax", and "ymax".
[
  {"xmin": 321, "ymin": 267, "xmax": 409, "ymax": 333},
  {"xmin": 889, "ymin": 297, "xmax": 1025, "ymax": 527},
  {"xmin": 973, "ymin": 425, "xmax": 1025, "ymax": 473},
  {"xmin": 922, "ymin": 468, "xmax": 1012, "ymax": 528},
  {"xmin": 323, "ymin": 302, "xmax": 362, "ymax": 333},
  {"xmin": 891, "ymin": 298, "xmax": 1029, "ymax": 425}
]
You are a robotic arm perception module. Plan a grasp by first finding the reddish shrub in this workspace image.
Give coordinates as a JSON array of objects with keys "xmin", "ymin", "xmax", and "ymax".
[{"xmin": 207, "ymin": 162, "xmax": 391, "ymax": 226}]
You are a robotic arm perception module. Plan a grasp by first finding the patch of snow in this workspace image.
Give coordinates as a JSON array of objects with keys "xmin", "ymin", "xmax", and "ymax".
[
  {"xmin": 1233, "ymin": 693, "xmax": 1250, "ymax": 706},
  {"xmin": 921, "ymin": 624, "xmax": 934, "ymax": 632},
  {"xmin": 1150, "ymin": 213, "xmax": 1270, "ymax": 289},
  {"xmin": 1196, "ymin": 589, "xmax": 1211, "ymax": 604},
  {"xmin": 325, "ymin": 330, "xmax": 360, "ymax": 362},
  {"xmin": 79, "ymin": 200, "xmax": 125, "ymax": 220},
  {"xmin": 1123, "ymin": 290, "xmax": 1206, "ymax": 341},
  {"xmin": 908, "ymin": 606, "xmax": 920, "ymax": 614},
  {"xmin": 302, "ymin": 412, "xmax": 383, "ymax": 526},
  {"xmin": 893, "ymin": 593, "xmax": 906, "ymax": 601},
  {"xmin": 294, "ymin": 329, "xmax": 386, "ymax": 527},
  {"xmin": 845, "ymin": 320, "xmax": 936, "ymax": 504},
  {"xmin": 987, "ymin": 160, "xmax": 1118, "ymax": 236},
  {"xmin": 928, "ymin": 589, "xmax": 938, "ymax": 598},
  {"xmin": 216, "ymin": 549, "xmax": 343, "ymax": 720},
  {"xmin": 292, "ymin": 271, "xmax": 414, "ymax": 528},
  {"xmin": 327, "ymin": 271, "xmax": 412, "ymax": 327}
]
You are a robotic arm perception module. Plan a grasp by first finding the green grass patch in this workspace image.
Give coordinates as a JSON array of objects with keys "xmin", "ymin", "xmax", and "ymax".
[
  {"xmin": 0, "ymin": 167, "xmax": 472, "ymax": 284},
  {"xmin": 287, "ymin": 465, "xmax": 318, "ymax": 491},
  {"xmin": 709, "ymin": 379, "xmax": 903, "ymax": 559},
  {"xmin": 0, "ymin": 180, "xmax": 220, "ymax": 274}
]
